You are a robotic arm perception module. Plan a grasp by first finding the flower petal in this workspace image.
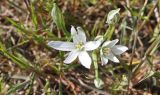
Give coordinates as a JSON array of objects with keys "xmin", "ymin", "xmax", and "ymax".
[
  {"xmin": 47, "ymin": 41, "xmax": 75, "ymax": 51},
  {"xmin": 85, "ymin": 41, "xmax": 101, "ymax": 51},
  {"xmin": 94, "ymin": 35, "xmax": 104, "ymax": 43},
  {"xmin": 104, "ymin": 52, "xmax": 119, "ymax": 63},
  {"xmin": 78, "ymin": 51, "xmax": 91, "ymax": 69},
  {"xmin": 102, "ymin": 39, "xmax": 119, "ymax": 48},
  {"xmin": 77, "ymin": 27, "xmax": 86, "ymax": 43},
  {"xmin": 112, "ymin": 45, "xmax": 128, "ymax": 55},
  {"xmin": 71, "ymin": 25, "xmax": 77, "ymax": 36},
  {"xmin": 64, "ymin": 50, "xmax": 79, "ymax": 64},
  {"xmin": 71, "ymin": 26, "xmax": 78, "ymax": 43},
  {"xmin": 101, "ymin": 56, "xmax": 108, "ymax": 65},
  {"xmin": 106, "ymin": 8, "xmax": 120, "ymax": 24}
]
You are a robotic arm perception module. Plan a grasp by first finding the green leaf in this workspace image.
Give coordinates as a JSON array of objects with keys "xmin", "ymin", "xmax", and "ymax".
[
  {"xmin": 51, "ymin": 3, "xmax": 68, "ymax": 36},
  {"xmin": 154, "ymin": 72, "xmax": 160, "ymax": 79},
  {"xmin": 150, "ymin": 26, "xmax": 160, "ymax": 43},
  {"xmin": 89, "ymin": 0, "xmax": 98, "ymax": 5},
  {"xmin": 31, "ymin": 4, "xmax": 38, "ymax": 29},
  {"xmin": 104, "ymin": 25, "xmax": 115, "ymax": 40},
  {"xmin": 138, "ymin": 71, "xmax": 155, "ymax": 84},
  {"xmin": 7, "ymin": 18, "xmax": 28, "ymax": 33},
  {"xmin": 4, "ymin": 51, "xmax": 31, "ymax": 69},
  {"xmin": 7, "ymin": 80, "xmax": 30, "ymax": 95},
  {"xmin": 0, "ymin": 79, "xmax": 2, "ymax": 92},
  {"xmin": 0, "ymin": 41, "xmax": 31, "ymax": 69}
]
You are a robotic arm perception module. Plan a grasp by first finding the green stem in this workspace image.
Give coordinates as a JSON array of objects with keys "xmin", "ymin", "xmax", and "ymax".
[
  {"xmin": 104, "ymin": 25, "xmax": 115, "ymax": 40},
  {"xmin": 92, "ymin": 51, "xmax": 99, "ymax": 79},
  {"xmin": 59, "ymin": 61, "xmax": 63, "ymax": 95}
]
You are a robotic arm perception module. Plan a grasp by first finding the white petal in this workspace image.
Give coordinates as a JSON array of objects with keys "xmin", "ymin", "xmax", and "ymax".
[
  {"xmin": 71, "ymin": 25, "xmax": 77, "ymax": 36},
  {"xmin": 77, "ymin": 27, "xmax": 86, "ymax": 43},
  {"xmin": 47, "ymin": 41, "xmax": 75, "ymax": 51},
  {"xmin": 78, "ymin": 51, "xmax": 91, "ymax": 69},
  {"xmin": 106, "ymin": 8, "xmax": 120, "ymax": 24},
  {"xmin": 84, "ymin": 41, "xmax": 101, "ymax": 51},
  {"xmin": 64, "ymin": 50, "xmax": 79, "ymax": 64},
  {"xmin": 112, "ymin": 45, "xmax": 128, "ymax": 55},
  {"xmin": 101, "ymin": 56, "xmax": 108, "ymax": 65},
  {"xmin": 104, "ymin": 52, "xmax": 119, "ymax": 63},
  {"xmin": 71, "ymin": 26, "xmax": 78, "ymax": 43},
  {"xmin": 102, "ymin": 39, "xmax": 119, "ymax": 48},
  {"xmin": 94, "ymin": 35, "xmax": 104, "ymax": 43}
]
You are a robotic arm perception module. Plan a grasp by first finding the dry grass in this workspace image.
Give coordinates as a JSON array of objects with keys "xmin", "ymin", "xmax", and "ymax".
[{"xmin": 0, "ymin": 0, "xmax": 160, "ymax": 95}]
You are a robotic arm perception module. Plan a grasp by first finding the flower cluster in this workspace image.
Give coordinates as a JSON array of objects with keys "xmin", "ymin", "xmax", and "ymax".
[
  {"xmin": 48, "ymin": 26, "xmax": 128, "ymax": 69},
  {"xmin": 48, "ymin": 8, "xmax": 128, "ymax": 69},
  {"xmin": 48, "ymin": 26, "xmax": 101, "ymax": 68}
]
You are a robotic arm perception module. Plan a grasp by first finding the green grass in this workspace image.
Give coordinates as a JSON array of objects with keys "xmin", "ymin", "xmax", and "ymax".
[{"xmin": 0, "ymin": 0, "xmax": 160, "ymax": 94}]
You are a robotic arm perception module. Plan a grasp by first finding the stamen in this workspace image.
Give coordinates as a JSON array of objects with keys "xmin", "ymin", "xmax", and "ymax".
[
  {"xmin": 76, "ymin": 42, "xmax": 84, "ymax": 50},
  {"xmin": 103, "ymin": 48, "xmax": 111, "ymax": 55}
]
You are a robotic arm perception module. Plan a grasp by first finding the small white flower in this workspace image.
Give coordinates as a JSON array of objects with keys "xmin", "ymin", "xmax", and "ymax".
[
  {"xmin": 106, "ymin": 8, "xmax": 120, "ymax": 24},
  {"xmin": 100, "ymin": 39, "xmax": 128, "ymax": 65},
  {"xmin": 48, "ymin": 26, "xmax": 101, "ymax": 68}
]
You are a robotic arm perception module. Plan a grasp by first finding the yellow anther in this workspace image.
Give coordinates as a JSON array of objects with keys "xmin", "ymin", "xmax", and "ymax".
[
  {"xmin": 76, "ymin": 42, "xmax": 84, "ymax": 50},
  {"xmin": 103, "ymin": 48, "xmax": 111, "ymax": 55}
]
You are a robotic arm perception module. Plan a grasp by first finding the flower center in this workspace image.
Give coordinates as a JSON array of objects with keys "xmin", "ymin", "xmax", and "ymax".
[
  {"xmin": 75, "ymin": 42, "xmax": 84, "ymax": 50},
  {"xmin": 103, "ymin": 48, "xmax": 111, "ymax": 55}
]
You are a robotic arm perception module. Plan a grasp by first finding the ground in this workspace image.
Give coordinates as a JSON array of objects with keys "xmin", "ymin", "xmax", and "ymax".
[{"xmin": 0, "ymin": 0, "xmax": 160, "ymax": 95}]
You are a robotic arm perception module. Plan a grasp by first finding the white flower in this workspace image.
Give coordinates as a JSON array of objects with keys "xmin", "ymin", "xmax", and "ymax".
[
  {"xmin": 48, "ymin": 26, "xmax": 101, "ymax": 68},
  {"xmin": 106, "ymin": 8, "xmax": 120, "ymax": 24},
  {"xmin": 100, "ymin": 39, "xmax": 128, "ymax": 65}
]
